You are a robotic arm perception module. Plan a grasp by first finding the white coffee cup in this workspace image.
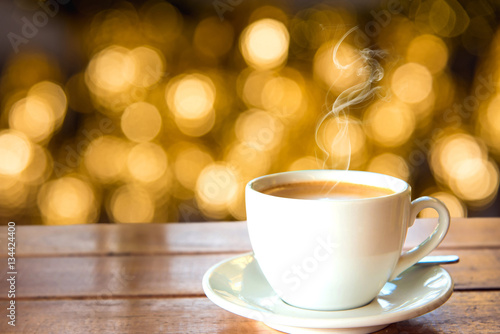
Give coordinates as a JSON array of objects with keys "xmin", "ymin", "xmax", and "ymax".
[{"xmin": 245, "ymin": 170, "xmax": 450, "ymax": 311}]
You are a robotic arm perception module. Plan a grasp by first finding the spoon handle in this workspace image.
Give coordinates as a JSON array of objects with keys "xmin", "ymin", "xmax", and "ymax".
[{"xmin": 417, "ymin": 255, "xmax": 459, "ymax": 265}]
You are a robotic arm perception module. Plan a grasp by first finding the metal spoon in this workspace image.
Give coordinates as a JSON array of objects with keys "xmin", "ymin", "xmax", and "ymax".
[{"xmin": 417, "ymin": 255, "xmax": 459, "ymax": 265}]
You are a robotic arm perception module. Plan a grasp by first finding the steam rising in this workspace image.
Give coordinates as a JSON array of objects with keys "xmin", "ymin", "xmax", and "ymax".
[{"xmin": 316, "ymin": 27, "xmax": 385, "ymax": 171}]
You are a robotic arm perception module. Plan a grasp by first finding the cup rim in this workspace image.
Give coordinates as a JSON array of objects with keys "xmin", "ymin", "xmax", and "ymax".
[{"xmin": 246, "ymin": 169, "xmax": 410, "ymax": 202}]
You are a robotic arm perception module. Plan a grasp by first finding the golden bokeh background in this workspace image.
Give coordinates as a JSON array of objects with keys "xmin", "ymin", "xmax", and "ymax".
[{"xmin": 0, "ymin": 0, "xmax": 499, "ymax": 224}]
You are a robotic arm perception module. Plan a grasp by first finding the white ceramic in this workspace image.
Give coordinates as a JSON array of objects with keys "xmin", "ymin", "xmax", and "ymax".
[
  {"xmin": 246, "ymin": 170, "xmax": 450, "ymax": 311},
  {"xmin": 202, "ymin": 253, "xmax": 454, "ymax": 334}
]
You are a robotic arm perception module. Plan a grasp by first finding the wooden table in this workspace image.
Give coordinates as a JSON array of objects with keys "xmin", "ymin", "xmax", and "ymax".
[{"xmin": 1, "ymin": 218, "xmax": 499, "ymax": 333}]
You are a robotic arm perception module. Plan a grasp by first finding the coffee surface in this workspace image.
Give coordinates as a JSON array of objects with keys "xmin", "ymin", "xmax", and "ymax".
[{"xmin": 261, "ymin": 181, "xmax": 394, "ymax": 200}]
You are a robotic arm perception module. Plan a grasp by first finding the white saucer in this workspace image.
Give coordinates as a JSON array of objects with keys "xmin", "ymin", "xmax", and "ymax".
[{"xmin": 202, "ymin": 253, "xmax": 453, "ymax": 334}]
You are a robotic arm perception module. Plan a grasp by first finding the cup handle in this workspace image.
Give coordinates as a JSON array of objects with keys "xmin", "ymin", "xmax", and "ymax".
[{"xmin": 389, "ymin": 196, "xmax": 450, "ymax": 281}]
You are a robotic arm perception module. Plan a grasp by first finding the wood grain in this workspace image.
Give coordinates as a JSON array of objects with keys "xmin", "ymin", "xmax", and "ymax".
[
  {"xmin": 0, "ymin": 218, "xmax": 498, "ymax": 257},
  {"xmin": 0, "ymin": 249, "xmax": 498, "ymax": 300},
  {"xmin": 0, "ymin": 222, "xmax": 252, "ymax": 257},
  {"xmin": 0, "ymin": 220, "xmax": 498, "ymax": 333},
  {"xmin": 1, "ymin": 291, "xmax": 499, "ymax": 334}
]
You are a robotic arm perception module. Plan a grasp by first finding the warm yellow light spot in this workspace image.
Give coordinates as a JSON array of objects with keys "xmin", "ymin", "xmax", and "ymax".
[
  {"xmin": 420, "ymin": 191, "xmax": 466, "ymax": 218},
  {"xmin": 167, "ymin": 73, "xmax": 215, "ymax": 120},
  {"xmin": 478, "ymin": 95, "xmax": 500, "ymax": 154},
  {"xmin": 173, "ymin": 143, "xmax": 213, "ymax": 190},
  {"xmin": 86, "ymin": 45, "xmax": 136, "ymax": 93},
  {"xmin": 261, "ymin": 75, "xmax": 304, "ymax": 119},
  {"xmin": 367, "ymin": 153, "xmax": 410, "ymax": 182},
  {"xmin": 110, "ymin": 184, "xmax": 155, "ymax": 223},
  {"xmin": 196, "ymin": 163, "xmax": 239, "ymax": 219},
  {"xmin": 317, "ymin": 115, "xmax": 367, "ymax": 169},
  {"xmin": 440, "ymin": 136, "xmax": 484, "ymax": 170},
  {"xmin": 84, "ymin": 136, "xmax": 130, "ymax": 183},
  {"xmin": 28, "ymin": 81, "xmax": 67, "ymax": 128},
  {"xmin": 121, "ymin": 102, "xmax": 162, "ymax": 142},
  {"xmin": 0, "ymin": 130, "xmax": 33, "ymax": 176},
  {"xmin": 38, "ymin": 176, "xmax": 97, "ymax": 225},
  {"xmin": 486, "ymin": 97, "xmax": 500, "ymax": 134},
  {"xmin": 313, "ymin": 41, "xmax": 368, "ymax": 95},
  {"xmin": 127, "ymin": 142, "xmax": 168, "ymax": 183},
  {"xmin": 240, "ymin": 18, "xmax": 289, "ymax": 70},
  {"xmin": 428, "ymin": 0, "xmax": 469, "ymax": 37},
  {"xmin": 235, "ymin": 109, "xmax": 283, "ymax": 152},
  {"xmin": 364, "ymin": 101, "xmax": 416, "ymax": 147},
  {"xmin": 241, "ymin": 70, "xmax": 274, "ymax": 108},
  {"xmin": 128, "ymin": 46, "xmax": 165, "ymax": 88},
  {"xmin": 288, "ymin": 156, "xmax": 319, "ymax": 171},
  {"xmin": 391, "ymin": 63, "xmax": 433, "ymax": 104},
  {"xmin": 411, "ymin": 91, "xmax": 436, "ymax": 124},
  {"xmin": 176, "ymin": 109, "xmax": 216, "ymax": 137},
  {"xmin": 430, "ymin": 133, "xmax": 487, "ymax": 185},
  {"xmin": 449, "ymin": 158, "xmax": 499, "ymax": 205},
  {"xmin": 0, "ymin": 175, "xmax": 28, "ymax": 209},
  {"xmin": 225, "ymin": 141, "xmax": 271, "ymax": 180},
  {"xmin": 166, "ymin": 74, "xmax": 217, "ymax": 136},
  {"xmin": 21, "ymin": 144, "xmax": 50, "ymax": 185},
  {"xmin": 9, "ymin": 96, "xmax": 55, "ymax": 143},
  {"xmin": 228, "ymin": 182, "xmax": 246, "ymax": 221},
  {"xmin": 407, "ymin": 34, "xmax": 448, "ymax": 74}
]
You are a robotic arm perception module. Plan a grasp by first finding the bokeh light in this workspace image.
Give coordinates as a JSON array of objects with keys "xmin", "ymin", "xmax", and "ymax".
[
  {"xmin": 391, "ymin": 63, "xmax": 433, "ymax": 104},
  {"xmin": 84, "ymin": 136, "xmax": 130, "ymax": 183},
  {"xmin": 166, "ymin": 73, "xmax": 216, "ymax": 136},
  {"xmin": 240, "ymin": 18, "xmax": 290, "ymax": 70},
  {"xmin": 109, "ymin": 184, "xmax": 155, "ymax": 223},
  {"xmin": 235, "ymin": 109, "xmax": 284, "ymax": 152},
  {"xmin": 364, "ymin": 100, "xmax": 416, "ymax": 147},
  {"xmin": 225, "ymin": 141, "xmax": 272, "ymax": 180},
  {"xmin": 172, "ymin": 142, "xmax": 214, "ymax": 191},
  {"xmin": 195, "ymin": 163, "xmax": 239, "ymax": 219},
  {"xmin": 314, "ymin": 40, "xmax": 368, "ymax": 94},
  {"xmin": 406, "ymin": 34, "xmax": 449, "ymax": 74},
  {"xmin": 317, "ymin": 115, "xmax": 367, "ymax": 169},
  {"xmin": 288, "ymin": 156, "xmax": 319, "ymax": 171},
  {"xmin": 261, "ymin": 74, "xmax": 306, "ymax": 120},
  {"xmin": 367, "ymin": 153, "xmax": 410, "ymax": 182},
  {"xmin": 127, "ymin": 142, "xmax": 168, "ymax": 183},
  {"xmin": 86, "ymin": 45, "xmax": 136, "ymax": 93},
  {"xmin": 28, "ymin": 81, "xmax": 68, "ymax": 128},
  {"xmin": 478, "ymin": 94, "xmax": 500, "ymax": 154},
  {"xmin": 20, "ymin": 144, "xmax": 51, "ymax": 185},
  {"xmin": 3, "ymin": 1, "xmax": 500, "ymax": 224},
  {"xmin": 0, "ymin": 176, "xmax": 28, "ymax": 212},
  {"xmin": 128, "ymin": 46, "xmax": 165, "ymax": 88},
  {"xmin": 430, "ymin": 132, "xmax": 499, "ymax": 207},
  {"xmin": 38, "ymin": 176, "xmax": 97, "ymax": 225},
  {"xmin": 9, "ymin": 96, "xmax": 56, "ymax": 143},
  {"xmin": 449, "ymin": 158, "xmax": 499, "ymax": 206},
  {"xmin": 419, "ymin": 191, "xmax": 467, "ymax": 218},
  {"xmin": 430, "ymin": 132, "xmax": 487, "ymax": 185},
  {"xmin": 0, "ymin": 130, "xmax": 33, "ymax": 176},
  {"xmin": 121, "ymin": 102, "xmax": 162, "ymax": 142}
]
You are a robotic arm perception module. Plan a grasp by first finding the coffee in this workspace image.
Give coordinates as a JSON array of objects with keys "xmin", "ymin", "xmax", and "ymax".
[{"xmin": 261, "ymin": 180, "xmax": 394, "ymax": 200}]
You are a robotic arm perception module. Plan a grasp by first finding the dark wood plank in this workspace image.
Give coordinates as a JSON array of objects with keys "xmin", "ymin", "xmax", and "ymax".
[
  {"xmin": 0, "ymin": 222, "xmax": 253, "ymax": 257},
  {"xmin": 0, "ymin": 254, "xmax": 230, "ymax": 300},
  {"xmin": 0, "ymin": 218, "xmax": 498, "ymax": 257},
  {"xmin": 0, "ymin": 249, "xmax": 498, "ymax": 300},
  {"xmin": 1, "ymin": 291, "xmax": 499, "ymax": 334}
]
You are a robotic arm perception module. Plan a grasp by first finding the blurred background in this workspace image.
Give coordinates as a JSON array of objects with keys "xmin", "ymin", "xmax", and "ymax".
[{"xmin": 0, "ymin": 0, "xmax": 499, "ymax": 225}]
